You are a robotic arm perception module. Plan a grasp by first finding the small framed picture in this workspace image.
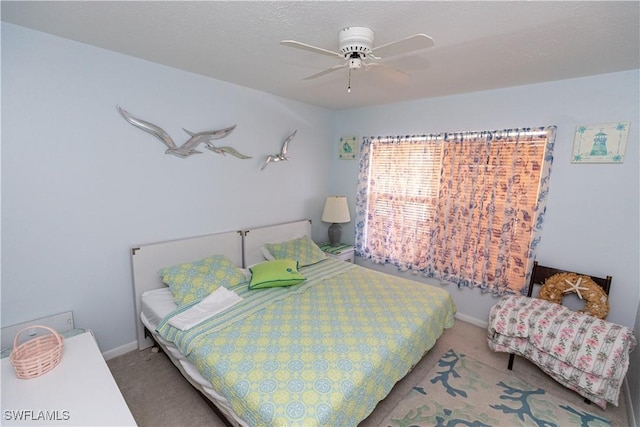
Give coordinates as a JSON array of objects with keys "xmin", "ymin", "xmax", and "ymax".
[
  {"xmin": 339, "ymin": 136, "xmax": 358, "ymax": 160},
  {"xmin": 571, "ymin": 122, "xmax": 630, "ymax": 163}
]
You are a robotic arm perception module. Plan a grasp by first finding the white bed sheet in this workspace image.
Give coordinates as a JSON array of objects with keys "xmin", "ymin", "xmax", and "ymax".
[
  {"xmin": 140, "ymin": 288, "xmax": 174, "ymax": 327},
  {"xmin": 140, "ymin": 289, "xmax": 248, "ymax": 427}
]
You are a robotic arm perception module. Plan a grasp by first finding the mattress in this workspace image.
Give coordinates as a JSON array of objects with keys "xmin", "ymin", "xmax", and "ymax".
[
  {"xmin": 146, "ymin": 258, "xmax": 456, "ymax": 426},
  {"xmin": 141, "ymin": 288, "xmax": 175, "ymax": 327}
]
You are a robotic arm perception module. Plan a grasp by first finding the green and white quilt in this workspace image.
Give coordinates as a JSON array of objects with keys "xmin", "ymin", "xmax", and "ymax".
[{"xmin": 157, "ymin": 258, "xmax": 456, "ymax": 426}]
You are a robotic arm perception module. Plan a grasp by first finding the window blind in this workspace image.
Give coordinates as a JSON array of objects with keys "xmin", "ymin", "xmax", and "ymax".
[{"xmin": 358, "ymin": 128, "xmax": 555, "ymax": 294}]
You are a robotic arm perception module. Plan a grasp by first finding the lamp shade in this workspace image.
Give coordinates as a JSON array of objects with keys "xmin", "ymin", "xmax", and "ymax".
[{"xmin": 321, "ymin": 196, "xmax": 351, "ymax": 224}]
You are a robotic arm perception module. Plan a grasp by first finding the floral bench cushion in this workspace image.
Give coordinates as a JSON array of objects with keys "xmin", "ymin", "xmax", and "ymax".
[{"xmin": 487, "ymin": 295, "xmax": 636, "ymax": 408}]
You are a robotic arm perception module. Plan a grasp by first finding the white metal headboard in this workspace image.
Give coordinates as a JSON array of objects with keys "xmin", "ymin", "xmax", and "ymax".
[
  {"xmin": 242, "ymin": 219, "xmax": 311, "ymax": 267},
  {"xmin": 130, "ymin": 219, "xmax": 312, "ymax": 350},
  {"xmin": 130, "ymin": 230, "xmax": 242, "ymax": 350}
]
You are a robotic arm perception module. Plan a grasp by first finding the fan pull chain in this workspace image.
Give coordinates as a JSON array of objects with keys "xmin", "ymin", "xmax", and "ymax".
[{"xmin": 348, "ymin": 68, "xmax": 352, "ymax": 93}]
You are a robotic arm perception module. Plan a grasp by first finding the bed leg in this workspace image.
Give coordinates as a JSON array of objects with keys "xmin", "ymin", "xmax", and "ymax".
[
  {"xmin": 507, "ymin": 353, "xmax": 515, "ymax": 370},
  {"xmin": 142, "ymin": 328, "xmax": 165, "ymax": 355}
]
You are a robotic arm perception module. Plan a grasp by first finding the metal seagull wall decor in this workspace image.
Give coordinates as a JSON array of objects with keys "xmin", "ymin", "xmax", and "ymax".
[
  {"xmin": 182, "ymin": 128, "xmax": 251, "ymax": 159},
  {"xmin": 117, "ymin": 105, "xmax": 251, "ymax": 159},
  {"xmin": 261, "ymin": 130, "xmax": 297, "ymax": 171}
]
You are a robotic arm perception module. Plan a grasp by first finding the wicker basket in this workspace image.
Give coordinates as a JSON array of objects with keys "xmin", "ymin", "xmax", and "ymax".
[{"xmin": 10, "ymin": 325, "xmax": 64, "ymax": 379}]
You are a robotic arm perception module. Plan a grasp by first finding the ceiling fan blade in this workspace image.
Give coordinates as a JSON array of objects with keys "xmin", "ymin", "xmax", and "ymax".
[
  {"xmin": 365, "ymin": 62, "xmax": 410, "ymax": 82},
  {"xmin": 371, "ymin": 34, "xmax": 434, "ymax": 59},
  {"xmin": 303, "ymin": 62, "xmax": 348, "ymax": 80},
  {"xmin": 280, "ymin": 40, "xmax": 344, "ymax": 59}
]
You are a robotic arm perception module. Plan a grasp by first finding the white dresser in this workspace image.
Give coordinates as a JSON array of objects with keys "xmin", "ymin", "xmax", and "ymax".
[{"xmin": 1, "ymin": 332, "xmax": 136, "ymax": 426}]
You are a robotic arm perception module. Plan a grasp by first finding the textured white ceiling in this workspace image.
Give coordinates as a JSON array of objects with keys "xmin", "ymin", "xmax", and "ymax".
[{"xmin": 2, "ymin": 1, "xmax": 639, "ymax": 110}]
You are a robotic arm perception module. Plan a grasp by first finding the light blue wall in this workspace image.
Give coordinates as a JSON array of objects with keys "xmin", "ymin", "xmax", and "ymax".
[
  {"xmin": 2, "ymin": 21, "xmax": 639, "ymax": 365},
  {"xmin": 1, "ymin": 23, "xmax": 334, "ymax": 353},
  {"xmin": 332, "ymin": 70, "xmax": 640, "ymax": 329}
]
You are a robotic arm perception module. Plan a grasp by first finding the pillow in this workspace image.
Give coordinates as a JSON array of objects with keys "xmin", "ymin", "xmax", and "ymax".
[
  {"xmin": 158, "ymin": 255, "xmax": 247, "ymax": 307},
  {"xmin": 261, "ymin": 247, "xmax": 276, "ymax": 261},
  {"xmin": 260, "ymin": 233, "xmax": 305, "ymax": 261},
  {"xmin": 263, "ymin": 235, "xmax": 327, "ymax": 267},
  {"xmin": 239, "ymin": 268, "xmax": 252, "ymax": 282},
  {"xmin": 249, "ymin": 259, "xmax": 306, "ymax": 289}
]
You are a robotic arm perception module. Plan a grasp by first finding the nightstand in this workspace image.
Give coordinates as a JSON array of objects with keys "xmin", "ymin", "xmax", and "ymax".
[{"xmin": 319, "ymin": 243, "xmax": 355, "ymax": 263}]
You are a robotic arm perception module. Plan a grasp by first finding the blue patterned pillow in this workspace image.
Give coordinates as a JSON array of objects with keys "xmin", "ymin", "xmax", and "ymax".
[
  {"xmin": 158, "ymin": 255, "xmax": 247, "ymax": 307},
  {"xmin": 264, "ymin": 235, "xmax": 326, "ymax": 267}
]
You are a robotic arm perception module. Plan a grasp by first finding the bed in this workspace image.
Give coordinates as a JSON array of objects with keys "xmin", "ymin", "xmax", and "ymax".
[{"xmin": 131, "ymin": 219, "xmax": 456, "ymax": 426}]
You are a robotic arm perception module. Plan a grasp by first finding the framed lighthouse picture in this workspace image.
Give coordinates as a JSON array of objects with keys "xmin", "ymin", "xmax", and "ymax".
[{"xmin": 571, "ymin": 122, "xmax": 629, "ymax": 164}]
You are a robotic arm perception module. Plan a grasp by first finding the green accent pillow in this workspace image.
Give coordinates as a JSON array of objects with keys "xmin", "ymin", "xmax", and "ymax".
[
  {"xmin": 158, "ymin": 254, "xmax": 247, "ymax": 307},
  {"xmin": 264, "ymin": 235, "xmax": 327, "ymax": 267},
  {"xmin": 249, "ymin": 259, "xmax": 306, "ymax": 289}
]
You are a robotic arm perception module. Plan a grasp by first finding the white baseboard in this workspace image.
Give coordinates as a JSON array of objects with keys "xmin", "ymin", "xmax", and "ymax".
[
  {"xmin": 455, "ymin": 313, "xmax": 488, "ymax": 329},
  {"xmin": 102, "ymin": 340, "xmax": 138, "ymax": 361}
]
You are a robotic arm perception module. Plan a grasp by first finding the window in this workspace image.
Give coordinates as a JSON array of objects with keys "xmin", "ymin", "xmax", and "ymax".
[{"xmin": 355, "ymin": 127, "xmax": 556, "ymax": 295}]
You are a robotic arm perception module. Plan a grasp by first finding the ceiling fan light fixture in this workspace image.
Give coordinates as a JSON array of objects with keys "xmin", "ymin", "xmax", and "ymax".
[
  {"xmin": 338, "ymin": 27, "xmax": 375, "ymax": 58},
  {"xmin": 348, "ymin": 57, "xmax": 362, "ymax": 70}
]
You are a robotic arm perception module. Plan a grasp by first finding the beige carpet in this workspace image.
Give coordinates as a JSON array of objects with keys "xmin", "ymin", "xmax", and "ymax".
[{"xmin": 107, "ymin": 320, "xmax": 630, "ymax": 426}]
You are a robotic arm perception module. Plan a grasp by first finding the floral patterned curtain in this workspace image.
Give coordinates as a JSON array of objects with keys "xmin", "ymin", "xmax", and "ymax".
[{"xmin": 355, "ymin": 127, "xmax": 556, "ymax": 295}]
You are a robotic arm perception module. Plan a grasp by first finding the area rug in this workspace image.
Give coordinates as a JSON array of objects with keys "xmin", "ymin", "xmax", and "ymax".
[{"xmin": 383, "ymin": 349, "xmax": 611, "ymax": 427}]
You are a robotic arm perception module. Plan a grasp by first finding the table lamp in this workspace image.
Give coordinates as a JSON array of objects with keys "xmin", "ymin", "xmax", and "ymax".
[{"xmin": 321, "ymin": 196, "xmax": 351, "ymax": 246}]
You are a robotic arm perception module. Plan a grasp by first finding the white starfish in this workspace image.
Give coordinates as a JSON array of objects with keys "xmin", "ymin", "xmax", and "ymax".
[{"xmin": 563, "ymin": 277, "xmax": 589, "ymax": 299}]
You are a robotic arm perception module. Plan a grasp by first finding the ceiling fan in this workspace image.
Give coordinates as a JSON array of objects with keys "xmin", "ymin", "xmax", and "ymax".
[{"xmin": 281, "ymin": 26, "xmax": 434, "ymax": 92}]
